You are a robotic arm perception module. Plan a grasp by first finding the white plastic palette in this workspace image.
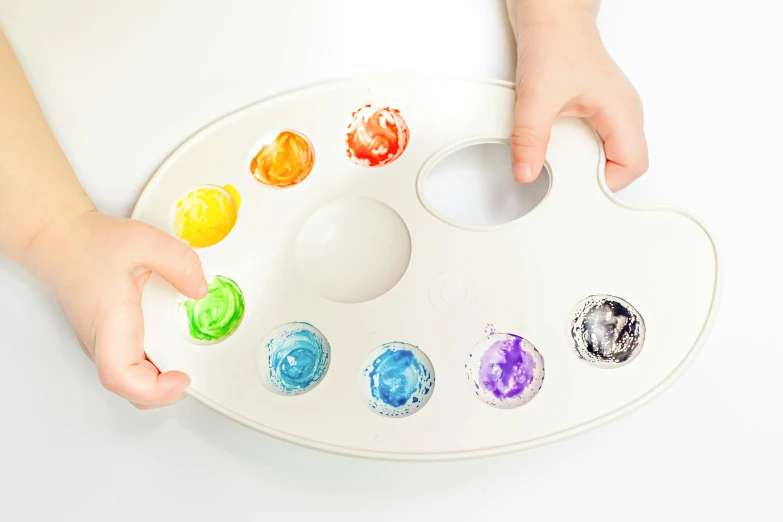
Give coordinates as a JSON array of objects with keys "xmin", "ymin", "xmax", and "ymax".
[{"xmin": 132, "ymin": 78, "xmax": 720, "ymax": 461}]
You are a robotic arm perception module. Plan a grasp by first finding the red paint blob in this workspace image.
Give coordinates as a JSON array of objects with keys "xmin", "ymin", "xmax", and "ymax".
[{"xmin": 345, "ymin": 105, "xmax": 409, "ymax": 167}]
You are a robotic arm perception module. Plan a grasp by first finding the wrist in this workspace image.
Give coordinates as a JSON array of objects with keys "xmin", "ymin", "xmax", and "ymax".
[
  {"xmin": 20, "ymin": 198, "xmax": 97, "ymax": 285},
  {"xmin": 507, "ymin": 0, "xmax": 599, "ymax": 29}
]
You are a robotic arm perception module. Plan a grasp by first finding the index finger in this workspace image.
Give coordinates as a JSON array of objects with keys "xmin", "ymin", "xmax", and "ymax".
[{"xmin": 588, "ymin": 95, "xmax": 649, "ymax": 191}]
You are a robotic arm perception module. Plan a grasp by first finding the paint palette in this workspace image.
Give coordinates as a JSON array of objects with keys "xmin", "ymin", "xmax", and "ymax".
[{"xmin": 132, "ymin": 78, "xmax": 719, "ymax": 460}]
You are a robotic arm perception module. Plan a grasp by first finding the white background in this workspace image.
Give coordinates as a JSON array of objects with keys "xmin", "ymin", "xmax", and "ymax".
[{"xmin": 0, "ymin": 1, "xmax": 781, "ymax": 520}]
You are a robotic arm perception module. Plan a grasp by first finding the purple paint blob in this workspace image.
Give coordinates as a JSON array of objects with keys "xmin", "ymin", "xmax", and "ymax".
[{"xmin": 478, "ymin": 335, "xmax": 536, "ymax": 399}]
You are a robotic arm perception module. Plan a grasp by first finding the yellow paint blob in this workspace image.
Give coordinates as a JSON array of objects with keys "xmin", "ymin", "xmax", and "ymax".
[{"xmin": 173, "ymin": 184, "xmax": 240, "ymax": 248}]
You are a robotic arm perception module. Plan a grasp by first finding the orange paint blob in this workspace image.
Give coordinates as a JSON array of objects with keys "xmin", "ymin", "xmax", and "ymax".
[
  {"xmin": 345, "ymin": 105, "xmax": 409, "ymax": 167},
  {"xmin": 249, "ymin": 131, "xmax": 315, "ymax": 188}
]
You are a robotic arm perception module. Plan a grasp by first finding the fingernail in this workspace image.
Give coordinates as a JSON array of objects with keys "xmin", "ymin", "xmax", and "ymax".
[
  {"xmin": 514, "ymin": 163, "xmax": 533, "ymax": 183},
  {"xmin": 198, "ymin": 279, "xmax": 209, "ymax": 298}
]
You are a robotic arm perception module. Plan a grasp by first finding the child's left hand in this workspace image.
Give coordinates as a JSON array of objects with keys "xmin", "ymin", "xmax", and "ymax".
[{"xmin": 507, "ymin": 0, "xmax": 649, "ymax": 191}]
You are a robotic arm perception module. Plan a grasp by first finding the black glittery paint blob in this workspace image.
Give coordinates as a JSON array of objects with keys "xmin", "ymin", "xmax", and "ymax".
[{"xmin": 570, "ymin": 295, "xmax": 645, "ymax": 368}]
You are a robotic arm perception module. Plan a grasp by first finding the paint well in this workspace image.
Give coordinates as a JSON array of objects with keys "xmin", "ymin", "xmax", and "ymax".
[
  {"xmin": 250, "ymin": 130, "xmax": 315, "ymax": 188},
  {"xmin": 345, "ymin": 105, "xmax": 409, "ymax": 167},
  {"xmin": 173, "ymin": 184, "xmax": 240, "ymax": 248},
  {"xmin": 359, "ymin": 342, "xmax": 435, "ymax": 417},
  {"xmin": 257, "ymin": 322, "xmax": 330, "ymax": 396},
  {"xmin": 466, "ymin": 332, "xmax": 544, "ymax": 409},
  {"xmin": 295, "ymin": 197, "xmax": 411, "ymax": 303},
  {"xmin": 570, "ymin": 295, "xmax": 645, "ymax": 368},
  {"xmin": 177, "ymin": 275, "xmax": 245, "ymax": 344}
]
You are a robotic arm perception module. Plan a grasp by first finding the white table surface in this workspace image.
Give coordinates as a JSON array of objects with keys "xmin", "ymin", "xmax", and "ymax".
[{"xmin": 1, "ymin": 1, "xmax": 781, "ymax": 520}]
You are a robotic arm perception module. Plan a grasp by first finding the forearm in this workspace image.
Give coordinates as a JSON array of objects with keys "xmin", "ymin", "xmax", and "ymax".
[{"xmin": 0, "ymin": 29, "xmax": 95, "ymax": 267}]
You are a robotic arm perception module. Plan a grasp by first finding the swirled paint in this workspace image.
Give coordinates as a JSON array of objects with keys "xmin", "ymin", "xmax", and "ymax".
[
  {"xmin": 249, "ymin": 131, "xmax": 315, "ymax": 188},
  {"xmin": 570, "ymin": 295, "xmax": 645, "ymax": 368},
  {"xmin": 257, "ymin": 322, "xmax": 330, "ymax": 396},
  {"xmin": 177, "ymin": 275, "xmax": 245, "ymax": 344},
  {"xmin": 466, "ymin": 332, "xmax": 544, "ymax": 409},
  {"xmin": 345, "ymin": 105, "xmax": 409, "ymax": 167},
  {"xmin": 173, "ymin": 184, "xmax": 241, "ymax": 248},
  {"xmin": 360, "ymin": 342, "xmax": 435, "ymax": 417}
]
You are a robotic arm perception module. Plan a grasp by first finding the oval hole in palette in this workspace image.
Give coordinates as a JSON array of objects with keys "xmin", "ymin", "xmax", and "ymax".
[
  {"xmin": 134, "ymin": 78, "xmax": 719, "ymax": 461},
  {"xmin": 422, "ymin": 141, "xmax": 550, "ymax": 228}
]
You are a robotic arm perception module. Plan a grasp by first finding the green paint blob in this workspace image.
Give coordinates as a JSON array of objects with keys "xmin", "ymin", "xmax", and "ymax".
[{"xmin": 179, "ymin": 275, "xmax": 244, "ymax": 342}]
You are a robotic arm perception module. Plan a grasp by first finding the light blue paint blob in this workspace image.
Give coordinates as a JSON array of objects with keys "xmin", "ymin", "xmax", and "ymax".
[
  {"xmin": 360, "ymin": 342, "xmax": 435, "ymax": 417},
  {"xmin": 260, "ymin": 322, "xmax": 330, "ymax": 396}
]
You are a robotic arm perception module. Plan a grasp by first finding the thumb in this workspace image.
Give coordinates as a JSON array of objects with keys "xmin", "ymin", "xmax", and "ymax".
[
  {"xmin": 95, "ymin": 299, "xmax": 190, "ymax": 407},
  {"xmin": 510, "ymin": 84, "xmax": 561, "ymax": 183},
  {"xmin": 133, "ymin": 222, "xmax": 208, "ymax": 299}
]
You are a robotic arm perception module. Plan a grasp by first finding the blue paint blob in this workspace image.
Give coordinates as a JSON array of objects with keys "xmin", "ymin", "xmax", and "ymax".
[
  {"xmin": 259, "ymin": 322, "xmax": 330, "ymax": 396},
  {"xmin": 360, "ymin": 342, "xmax": 435, "ymax": 418},
  {"xmin": 369, "ymin": 349, "xmax": 421, "ymax": 406}
]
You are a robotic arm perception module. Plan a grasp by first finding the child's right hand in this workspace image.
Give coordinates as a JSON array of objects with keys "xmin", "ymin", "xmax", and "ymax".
[
  {"xmin": 24, "ymin": 211, "xmax": 207, "ymax": 409},
  {"xmin": 2, "ymin": 28, "xmax": 204, "ymax": 409}
]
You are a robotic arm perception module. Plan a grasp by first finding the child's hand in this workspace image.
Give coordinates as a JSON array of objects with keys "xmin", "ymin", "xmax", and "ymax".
[
  {"xmin": 25, "ymin": 211, "xmax": 207, "ymax": 409},
  {"xmin": 507, "ymin": 1, "xmax": 648, "ymax": 191},
  {"xmin": 2, "ymin": 29, "xmax": 205, "ymax": 409}
]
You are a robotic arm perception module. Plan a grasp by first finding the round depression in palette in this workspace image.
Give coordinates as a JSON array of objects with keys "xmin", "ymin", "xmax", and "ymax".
[{"xmin": 133, "ymin": 78, "xmax": 720, "ymax": 461}]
